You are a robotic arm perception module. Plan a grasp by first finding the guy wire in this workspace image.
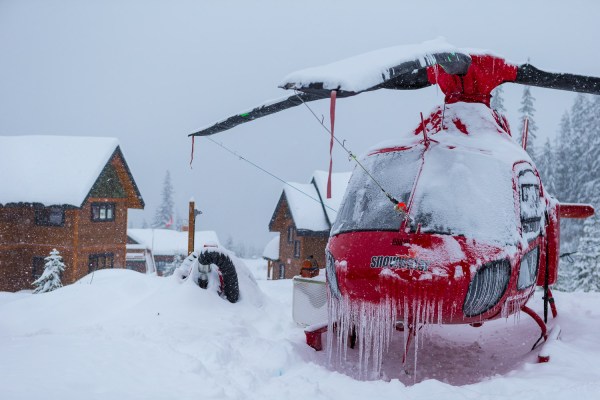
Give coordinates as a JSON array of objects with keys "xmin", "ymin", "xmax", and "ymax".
[
  {"xmin": 204, "ymin": 136, "xmax": 337, "ymax": 213},
  {"xmin": 294, "ymin": 92, "xmax": 400, "ymax": 206}
]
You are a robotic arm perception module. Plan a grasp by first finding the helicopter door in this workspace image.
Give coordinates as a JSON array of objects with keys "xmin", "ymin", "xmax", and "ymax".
[{"xmin": 538, "ymin": 201, "xmax": 560, "ymax": 286}]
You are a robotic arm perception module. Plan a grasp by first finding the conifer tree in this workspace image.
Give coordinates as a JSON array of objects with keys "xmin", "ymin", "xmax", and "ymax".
[
  {"xmin": 153, "ymin": 170, "xmax": 175, "ymax": 229},
  {"xmin": 559, "ymin": 95, "xmax": 593, "ymax": 249},
  {"xmin": 32, "ymin": 249, "xmax": 66, "ymax": 294},
  {"xmin": 490, "ymin": 86, "xmax": 506, "ymax": 114},
  {"xmin": 581, "ymin": 96, "xmax": 600, "ymax": 205},
  {"xmin": 571, "ymin": 216, "xmax": 600, "ymax": 292},
  {"xmin": 537, "ymin": 138, "xmax": 556, "ymax": 195},
  {"xmin": 518, "ymin": 86, "xmax": 538, "ymax": 161},
  {"xmin": 553, "ymin": 112, "xmax": 572, "ymax": 202}
]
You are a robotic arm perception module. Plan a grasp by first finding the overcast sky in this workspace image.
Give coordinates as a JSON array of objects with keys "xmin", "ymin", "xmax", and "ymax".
[{"xmin": 1, "ymin": 0, "xmax": 599, "ymax": 251}]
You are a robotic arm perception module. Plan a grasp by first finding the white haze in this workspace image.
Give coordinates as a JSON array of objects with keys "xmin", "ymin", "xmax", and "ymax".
[{"xmin": 1, "ymin": 0, "xmax": 599, "ymax": 250}]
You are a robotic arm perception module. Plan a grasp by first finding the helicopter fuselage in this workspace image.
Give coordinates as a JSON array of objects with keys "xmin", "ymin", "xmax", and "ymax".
[{"xmin": 326, "ymin": 101, "xmax": 559, "ymax": 325}]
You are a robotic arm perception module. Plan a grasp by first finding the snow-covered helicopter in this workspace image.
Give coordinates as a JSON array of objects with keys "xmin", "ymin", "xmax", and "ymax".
[{"xmin": 190, "ymin": 39, "xmax": 599, "ymax": 368}]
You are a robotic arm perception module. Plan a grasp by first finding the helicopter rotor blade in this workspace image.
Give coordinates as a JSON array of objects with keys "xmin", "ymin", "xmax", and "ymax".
[
  {"xmin": 189, "ymin": 92, "xmax": 328, "ymax": 137},
  {"xmin": 515, "ymin": 64, "xmax": 600, "ymax": 95},
  {"xmin": 190, "ymin": 40, "xmax": 473, "ymax": 137},
  {"xmin": 280, "ymin": 51, "xmax": 471, "ymax": 95},
  {"xmin": 190, "ymin": 51, "xmax": 471, "ymax": 137}
]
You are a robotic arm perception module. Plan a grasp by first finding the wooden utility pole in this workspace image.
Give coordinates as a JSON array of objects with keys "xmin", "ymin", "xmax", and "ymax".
[
  {"xmin": 188, "ymin": 199, "xmax": 195, "ymax": 255},
  {"xmin": 188, "ymin": 198, "xmax": 202, "ymax": 255}
]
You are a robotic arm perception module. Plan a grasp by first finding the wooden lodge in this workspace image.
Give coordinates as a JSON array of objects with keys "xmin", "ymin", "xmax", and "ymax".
[
  {"xmin": 267, "ymin": 171, "xmax": 350, "ymax": 279},
  {"xmin": 0, "ymin": 136, "xmax": 144, "ymax": 292}
]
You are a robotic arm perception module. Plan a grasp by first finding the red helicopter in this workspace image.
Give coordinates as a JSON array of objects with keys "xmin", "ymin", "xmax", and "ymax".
[{"xmin": 191, "ymin": 40, "xmax": 599, "ymax": 372}]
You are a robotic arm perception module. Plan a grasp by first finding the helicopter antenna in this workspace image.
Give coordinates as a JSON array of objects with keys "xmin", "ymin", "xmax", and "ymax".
[
  {"xmin": 521, "ymin": 117, "xmax": 529, "ymax": 150},
  {"xmin": 294, "ymin": 92, "xmax": 401, "ymax": 208}
]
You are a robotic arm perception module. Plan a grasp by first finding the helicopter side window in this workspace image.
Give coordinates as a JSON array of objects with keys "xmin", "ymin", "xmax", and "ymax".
[{"xmin": 516, "ymin": 167, "xmax": 543, "ymax": 241}]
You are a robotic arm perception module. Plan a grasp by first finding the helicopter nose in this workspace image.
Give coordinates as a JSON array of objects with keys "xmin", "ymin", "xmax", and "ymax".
[{"xmin": 327, "ymin": 231, "xmax": 509, "ymax": 324}]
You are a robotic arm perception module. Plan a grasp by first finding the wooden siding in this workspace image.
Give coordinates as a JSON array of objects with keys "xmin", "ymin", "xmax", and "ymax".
[
  {"xmin": 268, "ymin": 194, "xmax": 328, "ymax": 280},
  {"xmin": 0, "ymin": 200, "xmax": 128, "ymax": 291},
  {"xmin": 0, "ymin": 150, "xmax": 142, "ymax": 292}
]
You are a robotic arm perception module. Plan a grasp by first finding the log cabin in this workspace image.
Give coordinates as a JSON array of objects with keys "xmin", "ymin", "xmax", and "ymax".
[
  {"xmin": 268, "ymin": 171, "xmax": 351, "ymax": 279},
  {"xmin": 0, "ymin": 136, "xmax": 144, "ymax": 292}
]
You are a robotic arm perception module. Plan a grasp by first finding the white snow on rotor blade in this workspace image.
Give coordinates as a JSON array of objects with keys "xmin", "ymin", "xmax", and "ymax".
[{"xmin": 281, "ymin": 38, "xmax": 458, "ymax": 93}]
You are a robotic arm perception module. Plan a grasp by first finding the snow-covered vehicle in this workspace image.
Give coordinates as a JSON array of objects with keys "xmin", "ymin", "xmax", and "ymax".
[{"xmin": 190, "ymin": 39, "xmax": 599, "ymax": 370}]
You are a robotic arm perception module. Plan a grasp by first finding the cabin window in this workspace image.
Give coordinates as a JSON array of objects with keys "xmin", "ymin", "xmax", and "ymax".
[
  {"xmin": 88, "ymin": 253, "xmax": 114, "ymax": 273},
  {"xmin": 155, "ymin": 260, "xmax": 173, "ymax": 276},
  {"xmin": 32, "ymin": 256, "xmax": 45, "ymax": 280},
  {"xmin": 91, "ymin": 203, "xmax": 115, "ymax": 222},
  {"xmin": 293, "ymin": 240, "xmax": 301, "ymax": 258},
  {"xmin": 35, "ymin": 207, "xmax": 64, "ymax": 227},
  {"xmin": 287, "ymin": 226, "xmax": 294, "ymax": 243},
  {"xmin": 278, "ymin": 264, "xmax": 285, "ymax": 279}
]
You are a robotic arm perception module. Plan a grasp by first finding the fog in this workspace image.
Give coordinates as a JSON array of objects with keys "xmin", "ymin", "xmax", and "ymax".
[{"xmin": 1, "ymin": 0, "xmax": 598, "ymax": 251}]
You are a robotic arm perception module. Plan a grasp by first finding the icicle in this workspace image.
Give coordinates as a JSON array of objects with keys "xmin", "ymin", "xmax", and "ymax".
[{"xmin": 327, "ymin": 292, "xmax": 444, "ymax": 379}]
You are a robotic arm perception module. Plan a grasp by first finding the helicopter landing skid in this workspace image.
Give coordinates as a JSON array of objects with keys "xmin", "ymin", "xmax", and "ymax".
[
  {"xmin": 305, "ymin": 322, "xmax": 328, "ymax": 351},
  {"xmin": 521, "ymin": 304, "xmax": 562, "ymax": 363},
  {"xmin": 537, "ymin": 324, "xmax": 561, "ymax": 363}
]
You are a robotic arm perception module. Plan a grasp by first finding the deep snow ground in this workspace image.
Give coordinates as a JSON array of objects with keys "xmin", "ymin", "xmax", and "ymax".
[{"xmin": 1, "ymin": 263, "xmax": 600, "ymax": 400}]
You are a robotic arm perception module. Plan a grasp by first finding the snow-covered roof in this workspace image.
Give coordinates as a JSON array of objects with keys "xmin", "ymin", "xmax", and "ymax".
[
  {"xmin": 127, "ymin": 229, "xmax": 220, "ymax": 256},
  {"xmin": 272, "ymin": 171, "xmax": 351, "ymax": 233},
  {"xmin": 283, "ymin": 182, "xmax": 330, "ymax": 232},
  {"xmin": 311, "ymin": 170, "xmax": 352, "ymax": 224},
  {"xmin": 262, "ymin": 234, "xmax": 280, "ymax": 261},
  {"xmin": 0, "ymin": 135, "xmax": 125, "ymax": 207}
]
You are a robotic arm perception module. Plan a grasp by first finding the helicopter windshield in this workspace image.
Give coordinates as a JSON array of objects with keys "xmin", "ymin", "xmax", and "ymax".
[
  {"xmin": 332, "ymin": 148, "xmax": 422, "ymax": 234},
  {"xmin": 332, "ymin": 145, "xmax": 519, "ymax": 245}
]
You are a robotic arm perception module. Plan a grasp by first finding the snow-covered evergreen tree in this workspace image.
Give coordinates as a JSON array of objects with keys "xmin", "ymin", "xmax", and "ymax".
[
  {"xmin": 569, "ymin": 94, "xmax": 593, "ymax": 202},
  {"xmin": 490, "ymin": 86, "xmax": 506, "ymax": 114},
  {"xmin": 554, "ymin": 96, "xmax": 600, "ymax": 289},
  {"xmin": 32, "ymin": 249, "xmax": 65, "ymax": 294},
  {"xmin": 537, "ymin": 138, "xmax": 556, "ymax": 195},
  {"xmin": 581, "ymin": 96, "xmax": 600, "ymax": 206},
  {"xmin": 553, "ymin": 112, "xmax": 572, "ymax": 202},
  {"xmin": 571, "ymin": 216, "xmax": 600, "ymax": 292},
  {"xmin": 518, "ymin": 85, "xmax": 538, "ymax": 161},
  {"xmin": 153, "ymin": 170, "xmax": 175, "ymax": 229},
  {"xmin": 558, "ymin": 95, "xmax": 594, "ymax": 250}
]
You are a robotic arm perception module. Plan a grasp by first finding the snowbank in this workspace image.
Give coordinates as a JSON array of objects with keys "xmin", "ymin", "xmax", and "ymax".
[
  {"xmin": 127, "ymin": 229, "xmax": 220, "ymax": 256},
  {"xmin": 1, "ymin": 271, "xmax": 600, "ymax": 399}
]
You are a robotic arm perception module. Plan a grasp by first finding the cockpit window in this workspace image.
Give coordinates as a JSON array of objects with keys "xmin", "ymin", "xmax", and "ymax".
[
  {"xmin": 332, "ymin": 148, "xmax": 421, "ymax": 234},
  {"xmin": 332, "ymin": 145, "xmax": 519, "ymax": 245}
]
